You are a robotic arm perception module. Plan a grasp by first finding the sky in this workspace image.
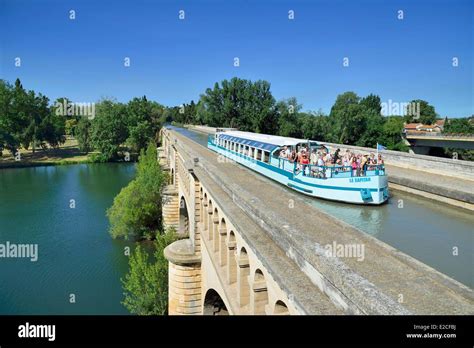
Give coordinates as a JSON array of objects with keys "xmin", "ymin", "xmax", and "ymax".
[{"xmin": 0, "ymin": 0, "xmax": 472, "ymax": 117}]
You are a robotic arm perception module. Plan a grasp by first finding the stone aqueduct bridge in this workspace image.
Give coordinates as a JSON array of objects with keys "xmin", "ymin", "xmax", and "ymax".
[{"xmin": 158, "ymin": 128, "xmax": 474, "ymax": 315}]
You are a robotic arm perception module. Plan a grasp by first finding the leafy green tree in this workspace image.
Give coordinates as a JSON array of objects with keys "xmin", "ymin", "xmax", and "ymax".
[
  {"xmin": 9, "ymin": 79, "xmax": 33, "ymax": 152},
  {"xmin": 76, "ymin": 118, "xmax": 93, "ymax": 153},
  {"xmin": 444, "ymin": 118, "xmax": 474, "ymax": 134},
  {"xmin": 406, "ymin": 99, "xmax": 437, "ymax": 124},
  {"xmin": 0, "ymin": 80, "xmax": 19, "ymax": 154},
  {"xmin": 65, "ymin": 118, "xmax": 78, "ymax": 137},
  {"xmin": 300, "ymin": 111, "xmax": 330, "ymax": 141},
  {"xmin": 328, "ymin": 92, "xmax": 366, "ymax": 144},
  {"xmin": 107, "ymin": 143, "xmax": 167, "ymax": 240},
  {"xmin": 0, "ymin": 79, "xmax": 67, "ymax": 153},
  {"xmin": 355, "ymin": 110, "xmax": 385, "ymax": 148},
  {"xmin": 379, "ymin": 116, "xmax": 407, "ymax": 150},
  {"xmin": 121, "ymin": 230, "xmax": 177, "ymax": 315},
  {"xmin": 125, "ymin": 96, "xmax": 164, "ymax": 152},
  {"xmin": 37, "ymin": 111, "xmax": 66, "ymax": 149},
  {"xmin": 197, "ymin": 78, "xmax": 276, "ymax": 133},
  {"xmin": 276, "ymin": 97, "xmax": 303, "ymax": 138},
  {"xmin": 360, "ymin": 94, "xmax": 382, "ymax": 115},
  {"xmin": 91, "ymin": 99, "xmax": 128, "ymax": 160}
]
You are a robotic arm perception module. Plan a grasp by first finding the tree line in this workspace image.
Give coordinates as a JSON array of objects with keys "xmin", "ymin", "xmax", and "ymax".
[
  {"xmin": 168, "ymin": 77, "xmax": 466, "ymax": 152},
  {"xmin": 0, "ymin": 78, "xmax": 168, "ymax": 161},
  {"xmin": 0, "ymin": 79, "xmax": 65, "ymax": 155},
  {"xmin": 2, "ymin": 77, "xmax": 472, "ymax": 162}
]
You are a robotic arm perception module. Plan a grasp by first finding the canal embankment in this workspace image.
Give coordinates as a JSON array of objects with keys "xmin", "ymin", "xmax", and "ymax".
[
  {"xmin": 167, "ymin": 128, "xmax": 474, "ymax": 314},
  {"xmin": 185, "ymin": 125, "xmax": 474, "ymax": 211}
]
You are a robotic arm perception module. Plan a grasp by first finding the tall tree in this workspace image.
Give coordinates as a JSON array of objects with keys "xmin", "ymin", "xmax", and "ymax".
[
  {"xmin": 197, "ymin": 78, "xmax": 276, "ymax": 133},
  {"xmin": 360, "ymin": 94, "xmax": 382, "ymax": 114},
  {"xmin": 90, "ymin": 99, "xmax": 128, "ymax": 160},
  {"xmin": 328, "ymin": 92, "xmax": 365, "ymax": 144},
  {"xmin": 276, "ymin": 97, "xmax": 303, "ymax": 138},
  {"xmin": 406, "ymin": 99, "xmax": 437, "ymax": 124},
  {"xmin": 75, "ymin": 117, "xmax": 93, "ymax": 153}
]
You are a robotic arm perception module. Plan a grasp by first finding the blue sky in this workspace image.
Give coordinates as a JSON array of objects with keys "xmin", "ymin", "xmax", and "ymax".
[{"xmin": 0, "ymin": 0, "xmax": 472, "ymax": 117}]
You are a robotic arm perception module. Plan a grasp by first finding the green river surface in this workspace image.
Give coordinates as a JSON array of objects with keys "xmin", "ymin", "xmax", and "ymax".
[{"xmin": 0, "ymin": 163, "xmax": 136, "ymax": 314}]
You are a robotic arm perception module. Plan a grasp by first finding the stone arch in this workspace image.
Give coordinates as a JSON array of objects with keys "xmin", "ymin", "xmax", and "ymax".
[
  {"xmin": 178, "ymin": 196, "xmax": 189, "ymax": 236},
  {"xmin": 274, "ymin": 300, "xmax": 289, "ymax": 315},
  {"xmin": 218, "ymin": 218, "xmax": 227, "ymax": 266},
  {"xmin": 203, "ymin": 288, "xmax": 229, "ymax": 315},
  {"xmin": 226, "ymin": 231, "xmax": 237, "ymax": 284},
  {"xmin": 251, "ymin": 269, "xmax": 269, "ymax": 315},
  {"xmin": 237, "ymin": 247, "xmax": 250, "ymax": 307}
]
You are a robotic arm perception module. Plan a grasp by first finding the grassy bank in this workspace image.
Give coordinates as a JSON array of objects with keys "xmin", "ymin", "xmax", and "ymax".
[{"xmin": 0, "ymin": 139, "xmax": 93, "ymax": 169}]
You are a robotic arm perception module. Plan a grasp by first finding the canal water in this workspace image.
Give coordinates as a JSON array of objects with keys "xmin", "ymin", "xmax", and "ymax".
[
  {"xmin": 0, "ymin": 163, "xmax": 136, "ymax": 314},
  {"xmin": 174, "ymin": 127, "xmax": 474, "ymax": 288}
]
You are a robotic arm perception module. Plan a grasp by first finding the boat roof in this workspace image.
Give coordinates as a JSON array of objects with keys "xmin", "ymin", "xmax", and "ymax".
[{"xmin": 219, "ymin": 130, "xmax": 309, "ymax": 147}]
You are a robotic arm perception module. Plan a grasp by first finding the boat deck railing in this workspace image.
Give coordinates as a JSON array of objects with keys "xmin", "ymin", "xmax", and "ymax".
[
  {"xmin": 274, "ymin": 156, "xmax": 385, "ymax": 179},
  {"xmin": 208, "ymin": 136, "xmax": 386, "ymax": 179}
]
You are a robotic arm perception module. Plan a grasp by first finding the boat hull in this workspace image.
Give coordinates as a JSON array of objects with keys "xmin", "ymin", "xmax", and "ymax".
[{"xmin": 208, "ymin": 141, "xmax": 389, "ymax": 205}]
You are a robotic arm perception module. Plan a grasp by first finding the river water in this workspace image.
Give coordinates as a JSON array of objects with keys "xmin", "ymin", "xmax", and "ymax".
[
  {"xmin": 174, "ymin": 127, "xmax": 474, "ymax": 288},
  {"xmin": 0, "ymin": 163, "xmax": 136, "ymax": 314}
]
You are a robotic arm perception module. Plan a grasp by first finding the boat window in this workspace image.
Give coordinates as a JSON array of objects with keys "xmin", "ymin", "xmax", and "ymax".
[
  {"xmin": 256, "ymin": 149, "xmax": 262, "ymax": 161},
  {"xmin": 263, "ymin": 151, "xmax": 270, "ymax": 163}
]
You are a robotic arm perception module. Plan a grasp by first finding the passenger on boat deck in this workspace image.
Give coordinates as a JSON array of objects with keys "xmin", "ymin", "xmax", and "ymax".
[
  {"xmin": 324, "ymin": 152, "xmax": 332, "ymax": 165},
  {"xmin": 351, "ymin": 157, "xmax": 358, "ymax": 176},
  {"xmin": 279, "ymin": 146, "xmax": 288, "ymax": 158},
  {"xmin": 377, "ymin": 154, "xmax": 384, "ymax": 164},
  {"xmin": 310, "ymin": 149, "xmax": 318, "ymax": 165},
  {"xmin": 361, "ymin": 154, "xmax": 368, "ymax": 175},
  {"xmin": 290, "ymin": 149, "xmax": 297, "ymax": 162},
  {"xmin": 300, "ymin": 150, "xmax": 309, "ymax": 175},
  {"xmin": 333, "ymin": 148, "xmax": 341, "ymax": 164},
  {"xmin": 317, "ymin": 154, "xmax": 325, "ymax": 178}
]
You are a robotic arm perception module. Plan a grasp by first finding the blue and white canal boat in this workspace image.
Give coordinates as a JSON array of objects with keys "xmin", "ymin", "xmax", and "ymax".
[{"xmin": 208, "ymin": 130, "xmax": 389, "ymax": 205}]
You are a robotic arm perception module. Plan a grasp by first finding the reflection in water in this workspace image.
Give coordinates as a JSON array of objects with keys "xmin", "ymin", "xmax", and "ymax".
[
  {"xmin": 0, "ymin": 164, "xmax": 136, "ymax": 314},
  {"xmin": 172, "ymin": 126, "xmax": 474, "ymax": 288}
]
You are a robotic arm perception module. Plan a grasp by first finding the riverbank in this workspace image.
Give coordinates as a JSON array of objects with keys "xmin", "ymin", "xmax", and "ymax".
[
  {"xmin": 0, "ymin": 139, "xmax": 139, "ymax": 169},
  {"xmin": 0, "ymin": 139, "xmax": 92, "ymax": 169}
]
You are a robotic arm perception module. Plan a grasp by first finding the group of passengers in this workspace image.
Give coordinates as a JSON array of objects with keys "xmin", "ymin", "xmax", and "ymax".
[{"xmin": 278, "ymin": 146, "xmax": 384, "ymax": 178}]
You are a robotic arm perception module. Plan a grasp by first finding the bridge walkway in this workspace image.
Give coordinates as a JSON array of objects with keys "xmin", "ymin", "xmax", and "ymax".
[
  {"xmin": 172, "ymin": 130, "xmax": 474, "ymax": 315},
  {"xmin": 386, "ymin": 165, "xmax": 474, "ymax": 204}
]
